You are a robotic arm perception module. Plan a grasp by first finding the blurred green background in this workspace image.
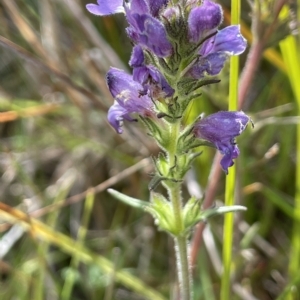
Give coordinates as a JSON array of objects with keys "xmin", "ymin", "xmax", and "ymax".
[{"xmin": 0, "ymin": 0, "xmax": 299, "ymax": 299}]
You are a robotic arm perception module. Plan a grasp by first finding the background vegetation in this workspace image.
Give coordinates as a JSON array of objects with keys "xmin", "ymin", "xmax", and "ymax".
[{"xmin": 0, "ymin": 0, "xmax": 299, "ymax": 299}]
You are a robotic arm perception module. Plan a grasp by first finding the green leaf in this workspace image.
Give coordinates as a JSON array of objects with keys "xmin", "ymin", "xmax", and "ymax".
[
  {"xmin": 107, "ymin": 189, "xmax": 150, "ymax": 209},
  {"xmin": 199, "ymin": 205, "xmax": 247, "ymax": 221}
]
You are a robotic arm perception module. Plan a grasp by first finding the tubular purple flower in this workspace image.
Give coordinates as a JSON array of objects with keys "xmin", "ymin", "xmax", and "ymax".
[
  {"xmin": 126, "ymin": 13, "xmax": 173, "ymax": 57},
  {"xmin": 129, "ymin": 45, "xmax": 174, "ymax": 97},
  {"xmin": 188, "ymin": 0, "xmax": 223, "ymax": 43},
  {"xmin": 149, "ymin": 0, "xmax": 168, "ymax": 17},
  {"xmin": 193, "ymin": 111, "xmax": 250, "ymax": 174},
  {"xmin": 185, "ymin": 0, "xmax": 247, "ymax": 79},
  {"xmin": 127, "ymin": 0, "xmax": 168, "ymax": 17},
  {"xmin": 162, "ymin": 6, "xmax": 181, "ymax": 21},
  {"xmin": 106, "ymin": 67, "xmax": 155, "ymax": 134},
  {"xmin": 86, "ymin": 0, "xmax": 173, "ymax": 57},
  {"xmin": 186, "ymin": 25, "xmax": 247, "ymax": 78},
  {"xmin": 129, "ymin": 45, "xmax": 145, "ymax": 67},
  {"xmin": 200, "ymin": 25, "xmax": 247, "ymax": 56},
  {"xmin": 86, "ymin": 0, "xmax": 124, "ymax": 16},
  {"xmin": 127, "ymin": 0, "xmax": 149, "ymax": 15},
  {"xmin": 133, "ymin": 65, "xmax": 175, "ymax": 98}
]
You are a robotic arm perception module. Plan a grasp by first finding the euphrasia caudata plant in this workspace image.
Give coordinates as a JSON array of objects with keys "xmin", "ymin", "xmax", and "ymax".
[{"xmin": 86, "ymin": 0, "xmax": 250, "ymax": 298}]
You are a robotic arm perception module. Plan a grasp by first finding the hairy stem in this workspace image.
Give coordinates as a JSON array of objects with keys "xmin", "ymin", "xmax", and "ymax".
[
  {"xmin": 175, "ymin": 235, "xmax": 191, "ymax": 300},
  {"xmin": 169, "ymin": 181, "xmax": 192, "ymax": 300},
  {"xmin": 166, "ymin": 120, "xmax": 192, "ymax": 300}
]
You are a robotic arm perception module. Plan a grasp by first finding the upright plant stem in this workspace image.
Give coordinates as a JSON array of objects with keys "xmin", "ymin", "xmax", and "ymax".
[
  {"xmin": 221, "ymin": 0, "xmax": 240, "ymax": 299},
  {"xmin": 167, "ymin": 120, "xmax": 192, "ymax": 300},
  {"xmin": 174, "ymin": 235, "xmax": 191, "ymax": 300},
  {"xmin": 171, "ymin": 181, "xmax": 191, "ymax": 300}
]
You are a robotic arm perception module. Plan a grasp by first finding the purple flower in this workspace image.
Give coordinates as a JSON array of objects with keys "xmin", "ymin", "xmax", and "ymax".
[
  {"xmin": 188, "ymin": 0, "xmax": 223, "ymax": 44},
  {"xmin": 149, "ymin": 0, "xmax": 168, "ymax": 17},
  {"xmin": 86, "ymin": 0, "xmax": 124, "ymax": 16},
  {"xmin": 86, "ymin": 0, "xmax": 172, "ymax": 57},
  {"xmin": 129, "ymin": 46, "xmax": 174, "ymax": 97},
  {"xmin": 126, "ymin": 12, "xmax": 173, "ymax": 57},
  {"xmin": 129, "ymin": 45, "xmax": 145, "ymax": 67},
  {"xmin": 186, "ymin": 0, "xmax": 247, "ymax": 79},
  {"xmin": 193, "ymin": 111, "xmax": 250, "ymax": 174},
  {"xmin": 106, "ymin": 67, "xmax": 155, "ymax": 134},
  {"xmin": 125, "ymin": 0, "xmax": 168, "ymax": 17},
  {"xmin": 199, "ymin": 26, "xmax": 247, "ymax": 56}
]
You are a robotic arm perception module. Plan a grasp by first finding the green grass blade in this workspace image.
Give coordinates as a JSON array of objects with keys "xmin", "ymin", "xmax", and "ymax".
[
  {"xmin": 279, "ymin": 34, "xmax": 300, "ymax": 299},
  {"xmin": 221, "ymin": 1, "xmax": 240, "ymax": 299}
]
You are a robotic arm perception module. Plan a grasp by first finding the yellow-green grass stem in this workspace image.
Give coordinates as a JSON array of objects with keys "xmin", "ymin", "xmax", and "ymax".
[
  {"xmin": 279, "ymin": 35, "xmax": 300, "ymax": 299},
  {"xmin": 221, "ymin": 0, "xmax": 240, "ymax": 299}
]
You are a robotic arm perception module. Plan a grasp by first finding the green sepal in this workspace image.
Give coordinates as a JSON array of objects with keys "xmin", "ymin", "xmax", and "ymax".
[
  {"xmin": 157, "ymin": 57, "xmax": 175, "ymax": 76},
  {"xmin": 155, "ymin": 152, "xmax": 170, "ymax": 177},
  {"xmin": 176, "ymin": 122, "xmax": 197, "ymax": 154},
  {"xmin": 107, "ymin": 189, "xmax": 150, "ymax": 210},
  {"xmin": 175, "ymin": 152, "xmax": 202, "ymax": 179},
  {"xmin": 148, "ymin": 175, "xmax": 164, "ymax": 191},
  {"xmin": 186, "ymin": 31, "xmax": 218, "ymax": 57},
  {"xmin": 150, "ymin": 153, "xmax": 184, "ymax": 190},
  {"xmin": 161, "ymin": 6, "xmax": 186, "ymax": 42},
  {"xmin": 180, "ymin": 93, "xmax": 202, "ymax": 115},
  {"xmin": 139, "ymin": 116, "xmax": 169, "ymax": 149},
  {"xmin": 177, "ymin": 118, "xmax": 214, "ymax": 154},
  {"xmin": 146, "ymin": 192, "xmax": 178, "ymax": 235},
  {"xmin": 183, "ymin": 196, "xmax": 203, "ymax": 230},
  {"xmin": 187, "ymin": 139, "xmax": 213, "ymax": 151},
  {"xmin": 184, "ymin": 151, "xmax": 202, "ymax": 169},
  {"xmin": 163, "ymin": 97, "xmax": 182, "ymax": 122},
  {"xmin": 177, "ymin": 77, "xmax": 221, "ymax": 97}
]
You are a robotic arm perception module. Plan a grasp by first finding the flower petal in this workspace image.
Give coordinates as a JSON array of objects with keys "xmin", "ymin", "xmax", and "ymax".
[
  {"xmin": 188, "ymin": 0, "xmax": 223, "ymax": 43},
  {"xmin": 210, "ymin": 25, "xmax": 247, "ymax": 55},
  {"xmin": 126, "ymin": 14, "xmax": 173, "ymax": 57},
  {"xmin": 127, "ymin": 0, "xmax": 149, "ymax": 15},
  {"xmin": 107, "ymin": 102, "xmax": 129, "ymax": 134},
  {"xmin": 129, "ymin": 45, "xmax": 145, "ymax": 67},
  {"xmin": 219, "ymin": 144, "xmax": 240, "ymax": 174},
  {"xmin": 86, "ymin": 0, "xmax": 124, "ymax": 16},
  {"xmin": 106, "ymin": 67, "xmax": 142, "ymax": 98},
  {"xmin": 187, "ymin": 52, "xmax": 229, "ymax": 78},
  {"xmin": 194, "ymin": 111, "xmax": 250, "ymax": 173},
  {"xmin": 106, "ymin": 68, "xmax": 154, "ymax": 133},
  {"xmin": 132, "ymin": 65, "xmax": 175, "ymax": 97},
  {"xmin": 148, "ymin": 0, "xmax": 168, "ymax": 17}
]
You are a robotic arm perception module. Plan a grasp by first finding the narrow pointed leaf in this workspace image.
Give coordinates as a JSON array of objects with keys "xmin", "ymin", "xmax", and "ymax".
[{"xmin": 107, "ymin": 188, "xmax": 150, "ymax": 209}]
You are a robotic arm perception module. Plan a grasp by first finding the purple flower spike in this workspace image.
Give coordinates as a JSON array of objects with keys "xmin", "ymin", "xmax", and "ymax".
[
  {"xmin": 106, "ymin": 67, "xmax": 154, "ymax": 133},
  {"xmin": 86, "ymin": 0, "xmax": 124, "ymax": 16},
  {"xmin": 188, "ymin": 0, "xmax": 223, "ymax": 43},
  {"xmin": 193, "ymin": 111, "xmax": 250, "ymax": 174}
]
